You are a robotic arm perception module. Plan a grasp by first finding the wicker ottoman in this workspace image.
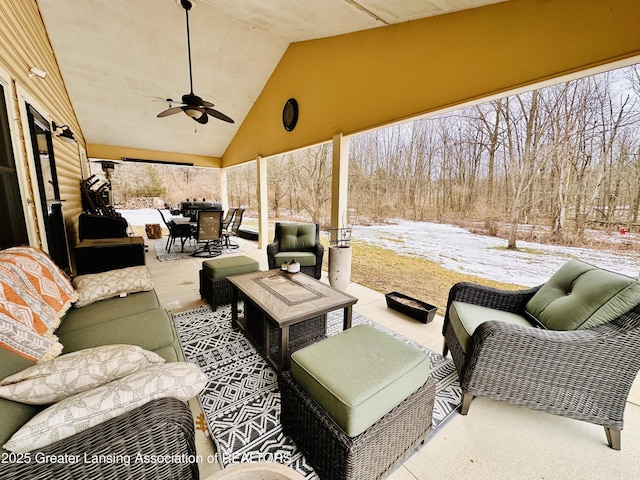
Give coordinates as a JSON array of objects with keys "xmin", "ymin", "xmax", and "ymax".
[
  {"xmin": 199, "ymin": 255, "xmax": 259, "ymax": 309},
  {"xmin": 280, "ymin": 325, "xmax": 435, "ymax": 480}
]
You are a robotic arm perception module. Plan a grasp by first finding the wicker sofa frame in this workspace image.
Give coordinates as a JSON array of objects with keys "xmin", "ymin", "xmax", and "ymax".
[
  {"xmin": 442, "ymin": 281, "xmax": 640, "ymax": 450},
  {"xmin": 280, "ymin": 370, "xmax": 435, "ymax": 480},
  {"xmin": 2, "ymin": 398, "xmax": 198, "ymax": 479}
]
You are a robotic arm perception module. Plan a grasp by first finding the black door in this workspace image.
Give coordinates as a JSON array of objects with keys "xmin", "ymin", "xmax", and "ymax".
[
  {"xmin": 0, "ymin": 84, "xmax": 29, "ymax": 249},
  {"xmin": 26, "ymin": 105, "xmax": 70, "ymax": 273}
]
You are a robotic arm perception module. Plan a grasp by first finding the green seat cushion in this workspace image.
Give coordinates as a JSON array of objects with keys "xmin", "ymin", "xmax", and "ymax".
[
  {"xmin": 449, "ymin": 301, "xmax": 535, "ymax": 353},
  {"xmin": 154, "ymin": 345, "xmax": 181, "ymax": 362},
  {"xmin": 202, "ymin": 255, "xmax": 259, "ymax": 279},
  {"xmin": 0, "ymin": 348, "xmax": 45, "ymax": 452},
  {"xmin": 525, "ymin": 259, "xmax": 640, "ymax": 330},
  {"xmin": 56, "ymin": 290, "xmax": 160, "ymax": 334},
  {"xmin": 290, "ymin": 324, "xmax": 431, "ymax": 437},
  {"xmin": 0, "ymin": 399, "xmax": 42, "ymax": 454},
  {"xmin": 273, "ymin": 251, "xmax": 317, "ymax": 267},
  {"xmin": 58, "ymin": 308, "xmax": 177, "ymax": 355},
  {"xmin": 279, "ymin": 223, "xmax": 316, "ymax": 252},
  {"xmin": 0, "ymin": 347, "xmax": 36, "ymax": 380}
]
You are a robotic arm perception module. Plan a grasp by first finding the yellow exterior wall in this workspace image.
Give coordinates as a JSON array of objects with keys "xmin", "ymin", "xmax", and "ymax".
[
  {"xmin": 222, "ymin": 0, "xmax": 640, "ymax": 167},
  {"xmin": 0, "ymin": 1, "xmax": 84, "ymax": 246},
  {"xmin": 88, "ymin": 144, "xmax": 221, "ymax": 168}
]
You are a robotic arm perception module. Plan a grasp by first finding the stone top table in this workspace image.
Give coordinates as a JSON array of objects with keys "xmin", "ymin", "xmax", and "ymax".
[{"xmin": 228, "ymin": 270, "xmax": 358, "ymax": 372}]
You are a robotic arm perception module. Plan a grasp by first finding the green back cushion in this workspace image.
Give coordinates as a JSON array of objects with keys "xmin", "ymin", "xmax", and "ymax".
[
  {"xmin": 56, "ymin": 290, "xmax": 160, "ymax": 334},
  {"xmin": 526, "ymin": 259, "xmax": 640, "ymax": 330},
  {"xmin": 59, "ymin": 308, "xmax": 177, "ymax": 357},
  {"xmin": 279, "ymin": 223, "xmax": 316, "ymax": 251}
]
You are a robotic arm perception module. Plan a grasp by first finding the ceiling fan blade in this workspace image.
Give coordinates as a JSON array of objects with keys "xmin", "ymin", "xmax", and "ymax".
[
  {"xmin": 195, "ymin": 112, "xmax": 209, "ymax": 124},
  {"xmin": 200, "ymin": 99, "xmax": 215, "ymax": 108},
  {"xmin": 205, "ymin": 108, "xmax": 234, "ymax": 123},
  {"xmin": 157, "ymin": 106, "xmax": 185, "ymax": 117}
]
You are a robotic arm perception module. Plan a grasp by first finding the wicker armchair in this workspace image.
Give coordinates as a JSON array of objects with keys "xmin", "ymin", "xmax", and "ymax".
[
  {"xmin": 267, "ymin": 222, "xmax": 324, "ymax": 279},
  {"xmin": 2, "ymin": 398, "xmax": 198, "ymax": 479},
  {"xmin": 442, "ymin": 263, "xmax": 640, "ymax": 450}
]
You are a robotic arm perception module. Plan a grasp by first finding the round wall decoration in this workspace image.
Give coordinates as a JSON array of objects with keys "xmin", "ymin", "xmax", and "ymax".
[{"xmin": 282, "ymin": 98, "xmax": 299, "ymax": 131}]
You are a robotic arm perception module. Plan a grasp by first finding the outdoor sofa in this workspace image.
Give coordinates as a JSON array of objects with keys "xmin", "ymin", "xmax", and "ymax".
[
  {"xmin": 0, "ymin": 246, "xmax": 200, "ymax": 479},
  {"xmin": 442, "ymin": 259, "xmax": 640, "ymax": 449}
]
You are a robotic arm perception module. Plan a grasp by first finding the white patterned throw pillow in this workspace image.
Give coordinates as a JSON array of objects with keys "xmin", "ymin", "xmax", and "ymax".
[
  {"xmin": 73, "ymin": 266, "xmax": 154, "ymax": 308},
  {"xmin": 0, "ymin": 344, "xmax": 165, "ymax": 404},
  {"xmin": 3, "ymin": 362, "xmax": 207, "ymax": 453}
]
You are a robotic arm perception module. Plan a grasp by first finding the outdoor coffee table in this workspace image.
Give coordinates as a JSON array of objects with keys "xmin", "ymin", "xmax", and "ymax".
[{"xmin": 229, "ymin": 270, "xmax": 358, "ymax": 373}]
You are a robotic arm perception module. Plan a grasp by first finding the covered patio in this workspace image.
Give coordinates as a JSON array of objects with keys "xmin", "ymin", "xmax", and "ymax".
[{"xmin": 1, "ymin": 0, "xmax": 640, "ymax": 478}]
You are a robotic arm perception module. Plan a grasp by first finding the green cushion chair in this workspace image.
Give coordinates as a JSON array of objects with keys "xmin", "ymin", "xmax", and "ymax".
[
  {"xmin": 266, "ymin": 222, "xmax": 324, "ymax": 279},
  {"xmin": 442, "ymin": 259, "xmax": 640, "ymax": 450}
]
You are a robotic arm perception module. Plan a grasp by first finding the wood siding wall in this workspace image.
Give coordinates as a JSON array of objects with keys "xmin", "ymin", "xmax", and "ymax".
[{"xmin": 0, "ymin": 0, "xmax": 85, "ymax": 250}]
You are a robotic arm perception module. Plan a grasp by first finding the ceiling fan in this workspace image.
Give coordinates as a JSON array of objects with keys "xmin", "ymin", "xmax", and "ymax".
[{"xmin": 157, "ymin": 0, "xmax": 234, "ymax": 125}]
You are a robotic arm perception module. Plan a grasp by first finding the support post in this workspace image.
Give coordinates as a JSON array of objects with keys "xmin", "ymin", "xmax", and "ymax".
[
  {"xmin": 330, "ymin": 133, "xmax": 350, "ymax": 233},
  {"xmin": 257, "ymin": 155, "xmax": 269, "ymax": 249},
  {"xmin": 219, "ymin": 167, "xmax": 228, "ymax": 213}
]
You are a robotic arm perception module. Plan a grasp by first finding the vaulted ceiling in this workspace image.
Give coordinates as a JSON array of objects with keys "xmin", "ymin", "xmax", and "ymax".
[
  {"xmin": 37, "ymin": 0, "xmax": 508, "ymax": 160},
  {"xmin": 37, "ymin": 0, "xmax": 640, "ymax": 168}
]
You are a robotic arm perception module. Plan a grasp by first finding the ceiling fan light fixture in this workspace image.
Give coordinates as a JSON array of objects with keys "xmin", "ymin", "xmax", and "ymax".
[{"xmin": 184, "ymin": 106, "xmax": 204, "ymax": 119}]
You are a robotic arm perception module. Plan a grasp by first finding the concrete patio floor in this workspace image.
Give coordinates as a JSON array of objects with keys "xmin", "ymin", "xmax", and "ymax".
[{"xmin": 145, "ymin": 235, "xmax": 640, "ymax": 480}]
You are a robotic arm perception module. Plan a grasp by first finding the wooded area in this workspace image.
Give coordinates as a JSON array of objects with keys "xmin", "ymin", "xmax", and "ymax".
[{"xmin": 110, "ymin": 64, "xmax": 640, "ymax": 248}]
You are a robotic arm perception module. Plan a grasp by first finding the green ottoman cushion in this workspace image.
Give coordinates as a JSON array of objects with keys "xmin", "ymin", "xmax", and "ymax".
[
  {"xmin": 202, "ymin": 255, "xmax": 259, "ymax": 279},
  {"xmin": 290, "ymin": 324, "xmax": 431, "ymax": 437}
]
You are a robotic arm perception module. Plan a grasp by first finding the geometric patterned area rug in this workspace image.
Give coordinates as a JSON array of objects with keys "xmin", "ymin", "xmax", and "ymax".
[
  {"xmin": 172, "ymin": 304, "xmax": 461, "ymax": 479},
  {"xmin": 155, "ymin": 237, "xmax": 243, "ymax": 262}
]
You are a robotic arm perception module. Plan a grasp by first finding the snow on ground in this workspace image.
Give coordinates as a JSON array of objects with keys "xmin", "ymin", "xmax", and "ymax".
[
  {"xmin": 120, "ymin": 209, "xmax": 639, "ymax": 287},
  {"xmin": 120, "ymin": 208, "xmax": 167, "ymax": 226},
  {"xmin": 353, "ymin": 220, "xmax": 639, "ymax": 286}
]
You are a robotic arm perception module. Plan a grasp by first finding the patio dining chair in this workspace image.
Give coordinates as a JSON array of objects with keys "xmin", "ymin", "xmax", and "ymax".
[
  {"xmin": 192, "ymin": 210, "xmax": 223, "ymax": 257},
  {"xmin": 157, "ymin": 209, "xmax": 193, "ymax": 253},
  {"xmin": 442, "ymin": 259, "xmax": 640, "ymax": 449},
  {"xmin": 222, "ymin": 208, "xmax": 244, "ymax": 249},
  {"xmin": 221, "ymin": 208, "xmax": 237, "ymax": 231}
]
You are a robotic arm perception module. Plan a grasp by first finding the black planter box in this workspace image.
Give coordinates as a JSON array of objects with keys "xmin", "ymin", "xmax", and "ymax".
[{"xmin": 385, "ymin": 292, "xmax": 437, "ymax": 324}]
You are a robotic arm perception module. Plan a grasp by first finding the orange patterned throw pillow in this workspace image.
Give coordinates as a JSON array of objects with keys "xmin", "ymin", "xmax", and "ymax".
[
  {"xmin": 0, "ymin": 246, "xmax": 76, "ymax": 362},
  {"xmin": 0, "ymin": 246, "xmax": 77, "ymax": 320}
]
